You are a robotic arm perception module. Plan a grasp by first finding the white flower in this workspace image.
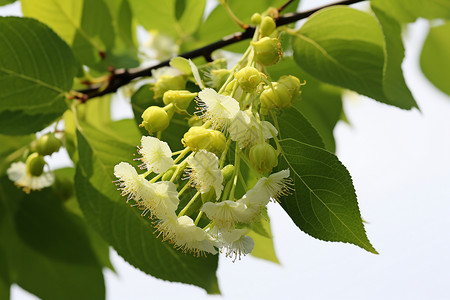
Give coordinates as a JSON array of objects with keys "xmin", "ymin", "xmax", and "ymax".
[
  {"xmin": 187, "ymin": 150, "xmax": 223, "ymax": 200},
  {"xmin": 173, "ymin": 216, "xmax": 218, "ymax": 256},
  {"xmin": 114, "ymin": 162, "xmax": 147, "ymax": 202},
  {"xmin": 189, "ymin": 59, "xmax": 205, "ymax": 89},
  {"xmin": 151, "ymin": 66, "xmax": 182, "ymax": 82},
  {"xmin": 7, "ymin": 162, "xmax": 54, "ymax": 193},
  {"xmin": 221, "ymin": 228, "xmax": 254, "ymax": 262},
  {"xmin": 229, "ymin": 110, "xmax": 278, "ymax": 148},
  {"xmin": 201, "ymin": 200, "xmax": 247, "ymax": 230},
  {"xmin": 155, "ymin": 215, "xmax": 178, "ymax": 242},
  {"xmin": 253, "ymin": 169, "xmax": 292, "ymax": 201},
  {"xmin": 235, "ymin": 186, "xmax": 271, "ymax": 223},
  {"xmin": 138, "ymin": 136, "xmax": 174, "ymax": 173},
  {"xmin": 138, "ymin": 181, "xmax": 179, "ymax": 220},
  {"xmin": 197, "ymin": 88, "xmax": 240, "ymax": 129}
]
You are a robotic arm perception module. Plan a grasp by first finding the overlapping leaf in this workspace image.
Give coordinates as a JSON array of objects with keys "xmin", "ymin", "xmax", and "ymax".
[{"xmin": 292, "ymin": 7, "xmax": 417, "ymax": 109}]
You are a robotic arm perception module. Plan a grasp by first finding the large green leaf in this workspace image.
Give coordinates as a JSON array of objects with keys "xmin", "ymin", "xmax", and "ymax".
[
  {"xmin": 0, "ymin": 177, "xmax": 105, "ymax": 300},
  {"xmin": 0, "ymin": 0, "xmax": 15, "ymax": 6},
  {"xmin": 195, "ymin": 0, "xmax": 299, "ymax": 53},
  {"xmin": 0, "ymin": 17, "xmax": 75, "ymax": 119},
  {"xmin": 22, "ymin": 0, "xmax": 115, "ymax": 69},
  {"xmin": 371, "ymin": 3, "xmax": 417, "ymax": 109},
  {"xmin": 75, "ymin": 122, "xmax": 220, "ymax": 293},
  {"xmin": 278, "ymin": 138, "xmax": 377, "ymax": 254},
  {"xmin": 371, "ymin": 0, "xmax": 450, "ymax": 23},
  {"xmin": 292, "ymin": 7, "xmax": 417, "ymax": 109},
  {"xmin": 128, "ymin": 0, "xmax": 205, "ymax": 38},
  {"xmin": 0, "ymin": 134, "xmax": 32, "ymax": 175},
  {"xmin": 420, "ymin": 22, "xmax": 450, "ymax": 96},
  {"xmin": 267, "ymin": 57, "xmax": 342, "ymax": 152}
]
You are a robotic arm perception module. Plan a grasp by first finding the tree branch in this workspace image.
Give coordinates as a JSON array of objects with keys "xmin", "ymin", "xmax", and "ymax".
[{"xmin": 76, "ymin": 0, "xmax": 366, "ymax": 100}]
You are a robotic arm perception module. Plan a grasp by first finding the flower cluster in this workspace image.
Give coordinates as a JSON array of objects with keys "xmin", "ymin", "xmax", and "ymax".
[{"xmin": 114, "ymin": 14, "xmax": 300, "ymax": 260}]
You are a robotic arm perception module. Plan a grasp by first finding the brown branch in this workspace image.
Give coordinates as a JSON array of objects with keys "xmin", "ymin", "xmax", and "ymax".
[{"xmin": 76, "ymin": 0, "xmax": 366, "ymax": 100}]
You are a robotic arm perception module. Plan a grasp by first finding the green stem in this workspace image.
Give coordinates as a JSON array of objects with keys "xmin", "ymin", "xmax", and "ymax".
[
  {"xmin": 177, "ymin": 181, "xmax": 191, "ymax": 197},
  {"xmin": 219, "ymin": 138, "xmax": 232, "ymax": 169},
  {"xmin": 194, "ymin": 211, "xmax": 203, "ymax": 225},
  {"xmin": 178, "ymin": 191, "xmax": 201, "ymax": 217},
  {"xmin": 229, "ymin": 144, "xmax": 240, "ymax": 200}
]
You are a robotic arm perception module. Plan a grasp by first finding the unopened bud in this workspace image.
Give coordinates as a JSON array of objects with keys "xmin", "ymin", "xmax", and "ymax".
[
  {"xmin": 235, "ymin": 66, "xmax": 263, "ymax": 92},
  {"xmin": 260, "ymin": 16, "xmax": 276, "ymax": 37},
  {"xmin": 182, "ymin": 127, "xmax": 226, "ymax": 155},
  {"xmin": 260, "ymin": 82, "xmax": 291, "ymax": 114},
  {"xmin": 140, "ymin": 106, "xmax": 170, "ymax": 133},
  {"xmin": 53, "ymin": 174, "xmax": 73, "ymax": 201},
  {"xmin": 251, "ymin": 13, "xmax": 262, "ymax": 25},
  {"xmin": 163, "ymin": 90, "xmax": 197, "ymax": 111},
  {"xmin": 26, "ymin": 152, "xmax": 46, "ymax": 177},
  {"xmin": 249, "ymin": 143, "xmax": 278, "ymax": 174},
  {"xmin": 221, "ymin": 164, "xmax": 235, "ymax": 183},
  {"xmin": 278, "ymin": 75, "xmax": 301, "ymax": 97},
  {"xmin": 162, "ymin": 166, "xmax": 176, "ymax": 181},
  {"xmin": 252, "ymin": 37, "xmax": 283, "ymax": 66},
  {"xmin": 36, "ymin": 133, "xmax": 62, "ymax": 156},
  {"xmin": 153, "ymin": 75, "xmax": 186, "ymax": 99}
]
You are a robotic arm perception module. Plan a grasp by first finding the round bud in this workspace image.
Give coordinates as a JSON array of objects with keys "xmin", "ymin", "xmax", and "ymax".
[
  {"xmin": 278, "ymin": 75, "xmax": 301, "ymax": 97},
  {"xmin": 153, "ymin": 75, "xmax": 186, "ymax": 99},
  {"xmin": 162, "ymin": 166, "xmax": 176, "ymax": 182},
  {"xmin": 235, "ymin": 66, "xmax": 262, "ymax": 92},
  {"xmin": 251, "ymin": 37, "xmax": 283, "ymax": 66},
  {"xmin": 140, "ymin": 106, "xmax": 170, "ymax": 133},
  {"xmin": 260, "ymin": 16, "xmax": 276, "ymax": 37},
  {"xmin": 221, "ymin": 164, "xmax": 235, "ymax": 184},
  {"xmin": 259, "ymin": 82, "xmax": 291, "ymax": 114},
  {"xmin": 163, "ymin": 90, "xmax": 197, "ymax": 111},
  {"xmin": 182, "ymin": 127, "xmax": 226, "ymax": 155},
  {"xmin": 251, "ymin": 13, "xmax": 262, "ymax": 25},
  {"xmin": 249, "ymin": 143, "xmax": 278, "ymax": 174},
  {"xmin": 36, "ymin": 133, "xmax": 62, "ymax": 156},
  {"xmin": 26, "ymin": 152, "xmax": 46, "ymax": 177}
]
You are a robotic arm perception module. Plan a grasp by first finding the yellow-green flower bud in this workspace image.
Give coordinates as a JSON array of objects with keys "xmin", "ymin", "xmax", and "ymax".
[
  {"xmin": 251, "ymin": 13, "xmax": 262, "ymax": 25},
  {"xmin": 223, "ymin": 79, "xmax": 243, "ymax": 99},
  {"xmin": 221, "ymin": 164, "xmax": 235, "ymax": 184},
  {"xmin": 278, "ymin": 75, "xmax": 301, "ymax": 97},
  {"xmin": 235, "ymin": 66, "xmax": 263, "ymax": 92},
  {"xmin": 163, "ymin": 90, "xmax": 197, "ymax": 111},
  {"xmin": 36, "ymin": 133, "xmax": 62, "ymax": 156},
  {"xmin": 162, "ymin": 166, "xmax": 176, "ymax": 181},
  {"xmin": 182, "ymin": 126, "xmax": 226, "ymax": 155},
  {"xmin": 153, "ymin": 75, "xmax": 186, "ymax": 99},
  {"xmin": 252, "ymin": 37, "xmax": 283, "ymax": 66},
  {"xmin": 249, "ymin": 143, "xmax": 278, "ymax": 174},
  {"xmin": 211, "ymin": 69, "xmax": 231, "ymax": 89},
  {"xmin": 260, "ymin": 16, "xmax": 276, "ymax": 37},
  {"xmin": 26, "ymin": 152, "xmax": 46, "ymax": 177},
  {"xmin": 140, "ymin": 106, "xmax": 170, "ymax": 133},
  {"xmin": 260, "ymin": 82, "xmax": 291, "ymax": 114}
]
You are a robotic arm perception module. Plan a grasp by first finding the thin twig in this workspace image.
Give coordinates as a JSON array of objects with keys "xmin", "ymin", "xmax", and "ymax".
[
  {"xmin": 278, "ymin": 0, "xmax": 296, "ymax": 13},
  {"xmin": 75, "ymin": 0, "xmax": 366, "ymax": 101}
]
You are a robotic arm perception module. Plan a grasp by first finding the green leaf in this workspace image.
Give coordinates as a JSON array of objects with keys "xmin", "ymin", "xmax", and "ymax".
[
  {"xmin": 22, "ymin": 0, "xmax": 115, "ymax": 69},
  {"xmin": 275, "ymin": 107, "xmax": 325, "ymax": 149},
  {"xmin": 0, "ymin": 0, "xmax": 15, "ymax": 6},
  {"xmin": 0, "ymin": 176, "xmax": 105, "ymax": 300},
  {"xmin": 420, "ymin": 22, "xmax": 450, "ymax": 96},
  {"xmin": 75, "ymin": 123, "xmax": 220, "ymax": 293},
  {"xmin": 292, "ymin": 7, "xmax": 417, "ymax": 109},
  {"xmin": 248, "ymin": 213, "xmax": 279, "ymax": 264},
  {"xmin": 267, "ymin": 57, "xmax": 343, "ymax": 152},
  {"xmin": 278, "ymin": 138, "xmax": 377, "ymax": 254},
  {"xmin": 194, "ymin": 0, "xmax": 299, "ymax": 53},
  {"xmin": 371, "ymin": 4, "xmax": 417, "ymax": 109},
  {"xmin": 0, "ymin": 245, "xmax": 10, "ymax": 300},
  {"xmin": 0, "ymin": 110, "xmax": 63, "ymax": 135},
  {"xmin": 0, "ymin": 17, "xmax": 76, "ymax": 117},
  {"xmin": 128, "ymin": 0, "xmax": 206, "ymax": 38},
  {"xmin": 371, "ymin": 0, "xmax": 450, "ymax": 23}
]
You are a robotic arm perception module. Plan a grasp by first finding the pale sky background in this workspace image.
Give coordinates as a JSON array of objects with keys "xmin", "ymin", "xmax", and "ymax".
[{"xmin": 2, "ymin": 1, "xmax": 450, "ymax": 299}]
